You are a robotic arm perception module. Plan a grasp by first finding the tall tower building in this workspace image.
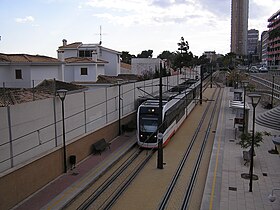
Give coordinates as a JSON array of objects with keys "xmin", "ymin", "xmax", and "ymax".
[
  {"xmin": 267, "ymin": 9, "xmax": 280, "ymax": 72},
  {"xmin": 247, "ymin": 29, "xmax": 259, "ymax": 55},
  {"xmin": 231, "ymin": 0, "xmax": 249, "ymax": 56}
]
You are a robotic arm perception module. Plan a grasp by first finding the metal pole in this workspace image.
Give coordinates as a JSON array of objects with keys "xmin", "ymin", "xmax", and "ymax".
[
  {"xmin": 243, "ymin": 87, "xmax": 246, "ymax": 134},
  {"xmin": 157, "ymin": 64, "xmax": 163, "ymax": 169},
  {"xmin": 84, "ymin": 92, "xmax": 87, "ymax": 133},
  {"xmin": 7, "ymin": 106, "xmax": 14, "ymax": 167},
  {"xmin": 271, "ymin": 75, "xmax": 274, "ymax": 109},
  {"xmin": 32, "ymin": 80, "xmax": 35, "ymax": 101},
  {"xmin": 200, "ymin": 66, "xmax": 203, "ymax": 105},
  {"xmin": 61, "ymin": 99, "xmax": 67, "ymax": 173},
  {"xmin": 3, "ymin": 82, "xmax": 6, "ymax": 107},
  {"xmin": 118, "ymin": 84, "xmax": 121, "ymax": 135},
  {"xmin": 249, "ymin": 105, "xmax": 256, "ymax": 192},
  {"xmin": 210, "ymin": 65, "xmax": 213, "ymax": 88}
]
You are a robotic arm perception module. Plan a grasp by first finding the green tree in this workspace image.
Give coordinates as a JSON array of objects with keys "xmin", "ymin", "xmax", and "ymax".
[
  {"xmin": 238, "ymin": 131, "xmax": 271, "ymax": 149},
  {"xmin": 157, "ymin": 50, "xmax": 176, "ymax": 64},
  {"xmin": 121, "ymin": 51, "xmax": 135, "ymax": 64},
  {"xmin": 137, "ymin": 50, "xmax": 153, "ymax": 58}
]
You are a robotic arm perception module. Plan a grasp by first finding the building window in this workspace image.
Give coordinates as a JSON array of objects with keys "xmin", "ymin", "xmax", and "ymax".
[
  {"xmin": 81, "ymin": 68, "xmax": 88, "ymax": 75},
  {"xmin": 15, "ymin": 69, "xmax": 22, "ymax": 79},
  {"xmin": 79, "ymin": 50, "xmax": 93, "ymax": 58}
]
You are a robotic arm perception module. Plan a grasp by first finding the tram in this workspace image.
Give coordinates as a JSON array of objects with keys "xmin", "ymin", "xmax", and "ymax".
[{"xmin": 137, "ymin": 79, "xmax": 200, "ymax": 148}]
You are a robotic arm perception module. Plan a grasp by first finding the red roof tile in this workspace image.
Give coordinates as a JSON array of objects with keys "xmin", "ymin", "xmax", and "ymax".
[
  {"xmin": 58, "ymin": 42, "xmax": 82, "ymax": 49},
  {"xmin": 0, "ymin": 53, "xmax": 61, "ymax": 63}
]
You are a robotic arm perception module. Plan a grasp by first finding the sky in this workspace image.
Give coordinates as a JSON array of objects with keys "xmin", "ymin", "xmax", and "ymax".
[{"xmin": 0, "ymin": 0, "xmax": 279, "ymax": 58}]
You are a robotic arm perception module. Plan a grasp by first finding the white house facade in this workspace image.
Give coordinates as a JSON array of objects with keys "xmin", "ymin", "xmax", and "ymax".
[
  {"xmin": 57, "ymin": 40, "xmax": 121, "ymax": 81},
  {"xmin": 63, "ymin": 57, "xmax": 107, "ymax": 83},
  {"xmin": 0, "ymin": 53, "xmax": 63, "ymax": 88}
]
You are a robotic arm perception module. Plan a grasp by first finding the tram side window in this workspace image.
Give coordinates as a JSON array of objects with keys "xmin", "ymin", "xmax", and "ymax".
[
  {"xmin": 165, "ymin": 109, "xmax": 176, "ymax": 126},
  {"xmin": 186, "ymin": 93, "xmax": 192, "ymax": 106},
  {"xmin": 177, "ymin": 100, "xmax": 185, "ymax": 121}
]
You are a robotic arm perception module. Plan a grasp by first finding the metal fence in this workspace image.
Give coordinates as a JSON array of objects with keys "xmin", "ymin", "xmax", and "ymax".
[{"xmin": 0, "ymin": 75, "xmax": 180, "ymax": 173}]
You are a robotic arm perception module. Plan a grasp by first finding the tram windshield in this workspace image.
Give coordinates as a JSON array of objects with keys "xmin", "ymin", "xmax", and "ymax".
[{"xmin": 140, "ymin": 115, "xmax": 158, "ymax": 133}]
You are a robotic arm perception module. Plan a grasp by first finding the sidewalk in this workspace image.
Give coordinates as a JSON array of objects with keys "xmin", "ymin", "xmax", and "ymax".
[
  {"xmin": 14, "ymin": 132, "xmax": 137, "ymax": 210},
  {"xmin": 201, "ymin": 87, "xmax": 280, "ymax": 210}
]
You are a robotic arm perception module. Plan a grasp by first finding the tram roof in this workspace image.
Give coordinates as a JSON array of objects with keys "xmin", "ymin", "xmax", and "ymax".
[{"xmin": 138, "ymin": 79, "xmax": 199, "ymax": 104}]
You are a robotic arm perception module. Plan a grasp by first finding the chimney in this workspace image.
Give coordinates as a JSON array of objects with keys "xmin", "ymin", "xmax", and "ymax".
[{"xmin": 62, "ymin": 39, "xmax": 67, "ymax": 46}]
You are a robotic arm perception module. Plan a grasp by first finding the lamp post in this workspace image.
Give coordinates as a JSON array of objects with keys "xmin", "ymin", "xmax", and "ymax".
[
  {"xmin": 248, "ymin": 93, "xmax": 261, "ymax": 192},
  {"xmin": 210, "ymin": 65, "xmax": 213, "ymax": 88},
  {"xmin": 57, "ymin": 89, "xmax": 68, "ymax": 173},
  {"xmin": 157, "ymin": 63, "xmax": 163, "ymax": 169},
  {"xmin": 241, "ymin": 80, "xmax": 249, "ymax": 134}
]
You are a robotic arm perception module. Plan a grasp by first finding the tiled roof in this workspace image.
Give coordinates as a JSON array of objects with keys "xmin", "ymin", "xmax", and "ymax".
[
  {"xmin": 65, "ymin": 57, "xmax": 108, "ymax": 64},
  {"xmin": 96, "ymin": 74, "xmax": 140, "ymax": 84},
  {"xmin": 0, "ymin": 53, "xmax": 61, "ymax": 63},
  {"xmin": 58, "ymin": 42, "xmax": 82, "ymax": 49},
  {"xmin": 0, "ymin": 80, "xmax": 86, "ymax": 106}
]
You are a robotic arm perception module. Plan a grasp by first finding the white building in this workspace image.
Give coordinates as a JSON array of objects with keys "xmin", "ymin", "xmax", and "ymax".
[
  {"xmin": 57, "ymin": 40, "xmax": 121, "ymax": 82},
  {"xmin": 0, "ymin": 40, "xmax": 122, "ymax": 88},
  {"xmin": 131, "ymin": 58, "xmax": 164, "ymax": 76},
  {"xmin": 0, "ymin": 53, "xmax": 63, "ymax": 88}
]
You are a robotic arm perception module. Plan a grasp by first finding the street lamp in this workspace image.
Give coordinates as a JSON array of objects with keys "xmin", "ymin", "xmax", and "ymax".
[
  {"xmin": 57, "ymin": 89, "xmax": 68, "ymax": 173},
  {"xmin": 157, "ymin": 63, "xmax": 163, "ymax": 169},
  {"xmin": 248, "ymin": 93, "xmax": 261, "ymax": 192},
  {"xmin": 241, "ymin": 80, "xmax": 249, "ymax": 134},
  {"xmin": 268, "ymin": 188, "xmax": 280, "ymax": 202}
]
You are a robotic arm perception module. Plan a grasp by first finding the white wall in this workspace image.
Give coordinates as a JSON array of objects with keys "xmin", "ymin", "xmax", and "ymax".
[
  {"xmin": 63, "ymin": 49, "xmax": 78, "ymax": 59},
  {"xmin": 101, "ymin": 49, "xmax": 120, "ymax": 76},
  {"xmin": 64, "ymin": 65, "xmax": 74, "ymax": 82},
  {"xmin": 0, "ymin": 65, "xmax": 31, "ymax": 88},
  {"xmin": 30, "ymin": 65, "xmax": 61, "ymax": 86}
]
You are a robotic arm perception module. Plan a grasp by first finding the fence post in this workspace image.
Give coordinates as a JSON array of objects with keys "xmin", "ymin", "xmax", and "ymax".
[
  {"xmin": 53, "ymin": 78, "xmax": 58, "ymax": 147},
  {"xmin": 84, "ymin": 91, "xmax": 87, "ymax": 133},
  {"xmin": 3, "ymin": 82, "xmax": 6, "ymax": 106},
  {"xmin": 7, "ymin": 106, "xmax": 14, "ymax": 168},
  {"xmin": 32, "ymin": 80, "xmax": 35, "ymax": 101},
  {"xmin": 106, "ymin": 87, "xmax": 108, "ymax": 123}
]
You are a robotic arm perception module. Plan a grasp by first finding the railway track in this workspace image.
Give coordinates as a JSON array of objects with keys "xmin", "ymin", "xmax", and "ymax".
[
  {"xmin": 63, "ymin": 79, "xmax": 222, "ymax": 210},
  {"xmin": 159, "ymin": 84, "xmax": 222, "ymax": 209},
  {"xmin": 63, "ymin": 145, "xmax": 155, "ymax": 210}
]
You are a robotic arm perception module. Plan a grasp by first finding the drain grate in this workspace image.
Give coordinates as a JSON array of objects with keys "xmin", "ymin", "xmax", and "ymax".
[
  {"xmin": 263, "ymin": 173, "xmax": 268, "ymax": 176},
  {"xmin": 229, "ymin": 139, "xmax": 235, "ymax": 142},
  {"xmin": 229, "ymin": 187, "xmax": 237, "ymax": 191}
]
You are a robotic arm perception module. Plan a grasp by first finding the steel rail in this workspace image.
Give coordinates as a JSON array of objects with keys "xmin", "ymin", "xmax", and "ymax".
[
  {"xmin": 181, "ymin": 87, "xmax": 222, "ymax": 209},
  {"xmin": 158, "ymin": 87, "xmax": 219, "ymax": 210},
  {"xmin": 102, "ymin": 150, "xmax": 156, "ymax": 210},
  {"xmin": 62, "ymin": 144, "xmax": 141, "ymax": 209}
]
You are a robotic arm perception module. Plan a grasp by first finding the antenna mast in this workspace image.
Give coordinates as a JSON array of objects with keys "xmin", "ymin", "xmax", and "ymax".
[{"xmin": 99, "ymin": 25, "xmax": 102, "ymax": 45}]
